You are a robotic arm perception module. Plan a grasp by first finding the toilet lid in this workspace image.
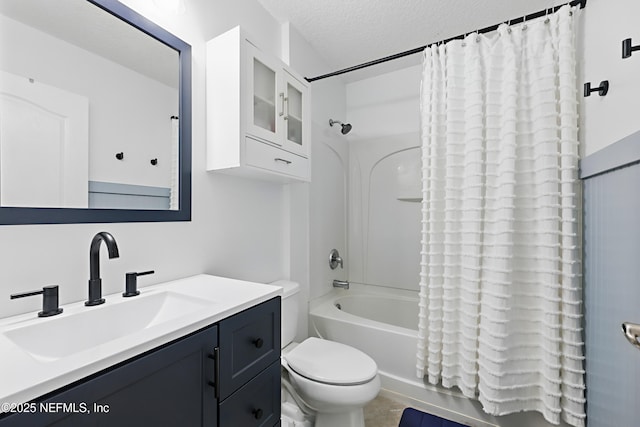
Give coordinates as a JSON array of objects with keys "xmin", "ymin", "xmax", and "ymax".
[{"xmin": 284, "ymin": 337, "xmax": 377, "ymax": 385}]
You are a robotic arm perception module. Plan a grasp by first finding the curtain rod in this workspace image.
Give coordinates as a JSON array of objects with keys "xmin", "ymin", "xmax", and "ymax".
[{"xmin": 304, "ymin": 0, "xmax": 587, "ymax": 83}]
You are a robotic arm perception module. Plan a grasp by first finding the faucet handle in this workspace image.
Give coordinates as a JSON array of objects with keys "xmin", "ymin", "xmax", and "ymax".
[
  {"xmin": 329, "ymin": 249, "xmax": 343, "ymax": 270},
  {"xmin": 123, "ymin": 270, "xmax": 155, "ymax": 297},
  {"xmin": 11, "ymin": 285, "xmax": 63, "ymax": 317}
]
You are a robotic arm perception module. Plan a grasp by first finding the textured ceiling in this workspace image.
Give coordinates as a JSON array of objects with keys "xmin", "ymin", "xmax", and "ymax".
[{"xmin": 258, "ymin": 0, "xmax": 568, "ymax": 82}]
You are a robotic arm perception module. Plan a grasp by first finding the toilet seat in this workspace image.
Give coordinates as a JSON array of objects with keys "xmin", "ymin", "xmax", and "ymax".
[{"xmin": 284, "ymin": 337, "xmax": 377, "ymax": 386}]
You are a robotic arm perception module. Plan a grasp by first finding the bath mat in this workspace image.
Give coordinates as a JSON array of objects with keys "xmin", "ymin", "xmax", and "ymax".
[{"xmin": 398, "ymin": 408, "xmax": 467, "ymax": 427}]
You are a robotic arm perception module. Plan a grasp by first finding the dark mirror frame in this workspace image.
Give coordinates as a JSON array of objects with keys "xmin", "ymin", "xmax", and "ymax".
[{"xmin": 0, "ymin": 0, "xmax": 192, "ymax": 225}]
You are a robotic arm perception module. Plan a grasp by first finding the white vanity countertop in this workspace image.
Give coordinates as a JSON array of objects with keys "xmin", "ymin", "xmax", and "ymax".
[{"xmin": 0, "ymin": 274, "xmax": 281, "ymax": 411}]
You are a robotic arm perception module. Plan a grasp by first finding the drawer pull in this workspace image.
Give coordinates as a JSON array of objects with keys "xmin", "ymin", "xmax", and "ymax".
[
  {"xmin": 213, "ymin": 347, "xmax": 220, "ymax": 399},
  {"xmin": 252, "ymin": 408, "xmax": 264, "ymax": 420},
  {"xmin": 274, "ymin": 157, "xmax": 292, "ymax": 165},
  {"xmin": 252, "ymin": 337, "xmax": 264, "ymax": 348}
]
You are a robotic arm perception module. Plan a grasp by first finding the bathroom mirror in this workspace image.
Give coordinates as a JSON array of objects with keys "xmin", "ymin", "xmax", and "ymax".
[{"xmin": 0, "ymin": 0, "xmax": 191, "ymax": 224}]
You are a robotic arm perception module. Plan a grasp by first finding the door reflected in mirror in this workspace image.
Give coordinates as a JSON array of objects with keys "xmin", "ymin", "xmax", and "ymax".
[{"xmin": 0, "ymin": 0, "xmax": 181, "ymax": 211}]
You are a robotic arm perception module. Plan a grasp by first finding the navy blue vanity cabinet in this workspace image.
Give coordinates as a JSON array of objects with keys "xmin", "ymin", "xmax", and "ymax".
[
  {"xmin": 218, "ymin": 297, "xmax": 281, "ymax": 426},
  {"xmin": 0, "ymin": 324, "xmax": 218, "ymax": 427}
]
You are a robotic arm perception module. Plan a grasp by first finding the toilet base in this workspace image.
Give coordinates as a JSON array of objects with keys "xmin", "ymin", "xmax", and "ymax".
[
  {"xmin": 281, "ymin": 387, "xmax": 314, "ymax": 427},
  {"xmin": 315, "ymin": 408, "xmax": 365, "ymax": 427}
]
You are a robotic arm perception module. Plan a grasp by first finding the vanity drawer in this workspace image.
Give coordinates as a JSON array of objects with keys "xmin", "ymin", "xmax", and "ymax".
[
  {"xmin": 245, "ymin": 137, "xmax": 309, "ymax": 180},
  {"xmin": 219, "ymin": 361, "xmax": 280, "ymax": 427},
  {"xmin": 218, "ymin": 297, "xmax": 280, "ymax": 400}
]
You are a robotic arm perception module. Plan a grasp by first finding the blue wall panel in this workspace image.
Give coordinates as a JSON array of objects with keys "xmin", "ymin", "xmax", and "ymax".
[{"xmin": 582, "ymin": 138, "xmax": 640, "ymax": 426}]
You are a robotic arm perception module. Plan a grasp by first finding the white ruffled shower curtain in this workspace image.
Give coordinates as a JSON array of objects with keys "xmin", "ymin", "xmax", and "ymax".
[{"xmin": 416, "ymin": 6, "xmax": 585, "ymax": 426}]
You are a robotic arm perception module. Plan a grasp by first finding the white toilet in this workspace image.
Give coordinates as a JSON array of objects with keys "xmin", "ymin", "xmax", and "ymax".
[{"xmin": 273, "ymin": 280, "xmax": 381, "ymax": 427}]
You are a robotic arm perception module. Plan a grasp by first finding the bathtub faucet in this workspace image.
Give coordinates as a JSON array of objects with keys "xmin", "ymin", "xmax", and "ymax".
[{"xmin": 333, "ymin": 279, "xmax": 349, "ymax": 290}]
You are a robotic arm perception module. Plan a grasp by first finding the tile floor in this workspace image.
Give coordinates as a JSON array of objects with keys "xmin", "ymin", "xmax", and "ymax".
[{"xmin": 364, "ymin": 394, "xmax": 407, "ymax": 427}]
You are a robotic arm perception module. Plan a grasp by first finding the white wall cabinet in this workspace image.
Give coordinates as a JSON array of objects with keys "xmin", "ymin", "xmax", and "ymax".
[{"xmin": 206, "ymin": 26, "xmax": 310, "ymax": 182}]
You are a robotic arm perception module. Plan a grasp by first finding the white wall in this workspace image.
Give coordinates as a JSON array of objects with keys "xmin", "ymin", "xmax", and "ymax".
[
  {"xmin": 286, "ymin": 24, "xmax": 349, "ymax": 304},
  {"xmin": 346, "ymin": 64, "xmax": 422, "ymax": 139},
  {"xmin": 0, "ymin": 15, "xmax": 177, "ymax": 189},
  {"xmin": 578, "ymin": 0, "xmax": 640, "ymax": 156},
  {"xmin": 0, "ymin": 0, "xmax": 302, "ymax": 318},
  {"xmin": 284, "ymin": 24, "xmax": 348, "ymax": 342}
]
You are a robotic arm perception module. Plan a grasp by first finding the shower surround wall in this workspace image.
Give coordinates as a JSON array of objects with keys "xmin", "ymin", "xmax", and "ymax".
[
  {"xmin": 346, "ymin": 65, "xmax": 422, "ymax": 293},
  {"xmin": 348, "ymin": 132, "xmax": 421, "ymax": 292}
]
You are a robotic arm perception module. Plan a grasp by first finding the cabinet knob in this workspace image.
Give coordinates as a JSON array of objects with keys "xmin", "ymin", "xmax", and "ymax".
[
  {"xmin": 252, "ymin": 337, "xmax": 264, "ymax": 348},
  {"xmin": 252, "ymin": 408, "xmax": 263, "ymax": 420}
]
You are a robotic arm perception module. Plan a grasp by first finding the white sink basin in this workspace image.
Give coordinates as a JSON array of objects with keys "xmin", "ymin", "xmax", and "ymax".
[{"xmin": 3, "ymin": 291, "xmax": 214, "ymax": 361}]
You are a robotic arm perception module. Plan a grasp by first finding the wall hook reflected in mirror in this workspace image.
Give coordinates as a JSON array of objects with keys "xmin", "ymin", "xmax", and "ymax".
[
  {"xmin": 116, "ymin": 152, "xmax": 124, "ymax": 160},
  {"xmin": 622, "ymin": 38, "xmax": 640, "ymax": 58},
  {"xmin": 150, "ymin": 158, "xmax": 158, "ymax": 166}
]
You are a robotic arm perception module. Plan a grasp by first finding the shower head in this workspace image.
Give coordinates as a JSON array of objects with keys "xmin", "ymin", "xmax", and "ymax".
[{"xmin": 329, "ymin": 119, "xmax": 352, "ymax": 135}]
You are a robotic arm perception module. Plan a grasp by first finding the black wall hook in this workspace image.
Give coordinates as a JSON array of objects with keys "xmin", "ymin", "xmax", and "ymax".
[
  {"xmin": 622, "ymin": 38, "xmax": 640, "ymax": 58},
  {"xmin": 115, "ymin": 152, "xmax": 124, "ymax": 160},
  {"xmin": 584, "ymin": 81, "xmax": 609, "ymax": 97},
  {"xmin": 150, "ymin": 158, "xmax": 158, "ymax": 166}
]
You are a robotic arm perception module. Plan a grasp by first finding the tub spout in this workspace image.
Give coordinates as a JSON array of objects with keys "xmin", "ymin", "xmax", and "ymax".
[{"xmin": 333, "ymin": 279, "xmax": 349, "ymax": 290}]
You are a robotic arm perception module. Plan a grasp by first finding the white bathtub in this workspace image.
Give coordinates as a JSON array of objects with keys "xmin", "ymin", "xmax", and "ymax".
[
  {"xmin": 309, "ymin": 289, "xmax": 419, "ymax": 383},
  {"xmin": 309, "ymin": 289, "xmax": 558, "ymax": 427}
]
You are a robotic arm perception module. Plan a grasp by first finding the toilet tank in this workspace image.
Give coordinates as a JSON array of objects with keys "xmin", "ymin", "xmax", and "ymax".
[{"xmin": 270, "ymin": 280, "xmax": 300, "ymax": 347}]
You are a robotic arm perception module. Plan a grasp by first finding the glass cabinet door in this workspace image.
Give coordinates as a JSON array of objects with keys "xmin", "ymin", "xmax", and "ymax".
[
  {"xmin": 246, "ymin": 45, "xmax": 281, "ymax": 145},
  {"xmin": 282, "ymin": 71, "xmax": 308, "ymax": 157}
]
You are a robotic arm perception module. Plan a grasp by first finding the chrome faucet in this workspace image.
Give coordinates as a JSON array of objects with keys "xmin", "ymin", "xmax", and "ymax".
[
  {"xmin": 86, "ymin": 232, "xmax": 120, "ymax": 306},
  {"xmin": 329, "ymin": 249, "xmax": 343, "ymax": 270}
]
